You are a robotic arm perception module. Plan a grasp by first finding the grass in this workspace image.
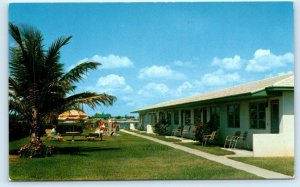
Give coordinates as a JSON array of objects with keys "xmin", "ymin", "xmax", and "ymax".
[
  {"xmin": 176, "ymin": 142, "xmax": 235, "ymax": 156},
  {"xmin": 9, "ymin": 132, "xmax": 261, "ymax": 180},
  {"xmin": 130, "ymin": 130, "xmax": 233, "ymax": 156},
  {"xmin": 134, "ymin": 131, "xmax": 182, "ymax": 143},
  {"xmin": 230, "ymin": 157, "xmax": 294, "ymax": 176}
]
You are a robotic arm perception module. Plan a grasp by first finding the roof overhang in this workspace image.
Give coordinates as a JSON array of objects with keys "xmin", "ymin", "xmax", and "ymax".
[{"xmin": 132, "ymin": 87, "xmax": 294, "ymax": 114}]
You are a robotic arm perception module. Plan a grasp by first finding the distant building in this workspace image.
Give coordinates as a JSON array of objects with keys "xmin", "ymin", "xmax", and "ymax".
[{"xmin": 94, "ymin": 112, "xmax": 111, "ymax": 119}]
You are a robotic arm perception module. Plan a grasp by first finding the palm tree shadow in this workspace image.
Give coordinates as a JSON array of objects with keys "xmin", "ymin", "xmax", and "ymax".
[{"xmin": 53, "ymin": 146, "xmax": 120, "ymax": 157}]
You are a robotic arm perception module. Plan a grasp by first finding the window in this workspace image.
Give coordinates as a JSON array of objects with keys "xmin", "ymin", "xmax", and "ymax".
[
  {"xmin": 210, "ymin": 106, "xmax": 220, "ymax": 127},
  {"xmin": 166, "ymin": 112, "xmax": 172, "ymax": 125},
  {"xmin": 174, "ymin": 111, "xmax": 179, "ymax": 125},
  {"xmin": 159, "ymin": 112, "xmax": 165, "ymax": 122},
  {"xmin": 249, "ymin": 102, "xmax": 266, "ymax": 129},
  {"xmin": 183, "ymin": 110, "xmax": 191, "ymax": 125},
  {"xmin": 194, "ymin": 108, "xmax": 202, "ymax": 124},
  {"xmin": 203, "ymin": 108, "xmax": 207, "ymax": 123},
  {"xmin": 227, "ymin": 104, "xmax": 240, "ymax": 128}
]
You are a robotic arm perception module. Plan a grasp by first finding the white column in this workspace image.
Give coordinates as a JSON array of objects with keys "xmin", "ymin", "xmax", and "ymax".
[{"xmin": 191, "ymin": 109, "xmax": 194, "ymax": 125}]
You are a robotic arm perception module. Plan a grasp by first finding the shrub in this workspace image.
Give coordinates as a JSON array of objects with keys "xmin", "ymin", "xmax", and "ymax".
[
  {"xmin": 9, "ymin": 121, "xmax": 32, "ymax": 141},
  {"xmin": 19, "ymin": 138, "xmax": 53, "ymax": 158},
  {"xmin": 9, "ymin": 114, "xmax": 32, "ymax": 141},
  {"xmin": 153, "ymin": 119, "xmax": 170, "ymax": 135},
  {"xmin": 194, "ymin": 119, "xmax": 219, "ymax": 143},
  {"xmin": 194, "ymin": 122, "xmax": 211, "ymax": 142}
]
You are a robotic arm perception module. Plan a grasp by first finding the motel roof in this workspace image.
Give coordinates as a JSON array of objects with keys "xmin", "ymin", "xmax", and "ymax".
[{"xmin": 133, "ymin": 73, "xmax": 294, "ymax": 113}]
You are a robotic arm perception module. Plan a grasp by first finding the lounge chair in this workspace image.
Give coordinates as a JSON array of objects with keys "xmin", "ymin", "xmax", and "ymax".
[
  {"xmin": 224, "ymin": 131, "xmax": 241, "ymax": 148},
  {"xmin": 45, "ymin": 129, "xmax": 64, "ymax": 141},
  {"xmin": 202, "ymin": 131, "xmax": 217, "ymax": 146},
  {"xmin": 45, "ymin": 129, "xmax": 52, "ymax": 139}
]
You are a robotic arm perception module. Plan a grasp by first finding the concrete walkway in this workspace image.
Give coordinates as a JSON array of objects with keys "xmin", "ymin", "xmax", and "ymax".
[{"xmin": 121, "ymin": 129, "xmax": 292, "ymax": 179}]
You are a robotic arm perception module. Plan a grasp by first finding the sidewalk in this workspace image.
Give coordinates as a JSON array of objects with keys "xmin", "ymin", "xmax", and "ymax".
[{"xmin": 121, "ymin": 129, "xmax": 292, "ymax": 179}]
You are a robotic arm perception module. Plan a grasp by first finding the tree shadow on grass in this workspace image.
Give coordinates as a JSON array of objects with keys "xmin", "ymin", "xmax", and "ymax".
[
  {"xmin": 9, "ymin": 146, "xmax": 121, "ymax": 157},
  {"xmin": 53, "ymin": 146, "xmax": 121, "ymax": 157}
]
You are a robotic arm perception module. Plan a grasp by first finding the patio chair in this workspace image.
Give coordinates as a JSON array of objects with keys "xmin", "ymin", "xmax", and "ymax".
[
  {"xmin": 45, "ymin": 129, "xmax": 52, "ymax": 139},
  {"xmin": 182, "ymin": 125, "xmax": 191, "ymax": 138},
  {"xmin": 202, "ymin": 131, "xmax": 217, "ymax": 146},
  {"xmin": 232, "ymin": 131, "xmax": 249, "ymax": 149},
  {"xmin": 45, "ymin": 129, "xmax": 65, "ymax": 141},
  {"xmin": 224, "ymin": 131, "xmax": 241, "ymax": 148},
  {"xmin": 171, "ymin": 126, "xmax": 182, "ymax": 136}
]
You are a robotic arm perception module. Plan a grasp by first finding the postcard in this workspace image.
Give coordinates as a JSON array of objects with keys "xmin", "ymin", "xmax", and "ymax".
[{"xmin": 8, "ymin": 1, "xmax": 294, "ymax": 181}]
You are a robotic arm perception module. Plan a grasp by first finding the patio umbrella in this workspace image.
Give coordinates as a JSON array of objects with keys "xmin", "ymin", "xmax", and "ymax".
[
  {"xmin": 58, "ymin": 110, "xmax": 88, "ymax": 134},
  {"xmin": 58, "ymin": 109, "xmax": 88, "ymax": 121}
]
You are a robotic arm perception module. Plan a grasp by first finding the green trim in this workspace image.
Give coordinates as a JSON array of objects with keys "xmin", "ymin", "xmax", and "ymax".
[
  {"xmin": 133, "ymin": 87, "xmax": 294, "ymax": 113},
  {"xmin": 266, "ymin": 87, "xmax": 294, "ymax": 91},
  {"xmin": 251, "ymin": 90, "xmax": 267, "ymax": 97}
]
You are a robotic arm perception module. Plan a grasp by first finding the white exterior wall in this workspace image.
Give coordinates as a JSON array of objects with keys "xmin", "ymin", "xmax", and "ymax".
[
  {"xmin": 218, "ymin": 100, "xmax": 270, "ymax": 149},
  {"xmin": 253, "ymin": 91, "xmax": 294, "ymax": 156}
]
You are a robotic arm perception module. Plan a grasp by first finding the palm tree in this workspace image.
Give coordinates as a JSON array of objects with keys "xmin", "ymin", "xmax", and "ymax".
[{"xmin": 9, "ymin": 23, "xmax": 116, "ymax": 143}]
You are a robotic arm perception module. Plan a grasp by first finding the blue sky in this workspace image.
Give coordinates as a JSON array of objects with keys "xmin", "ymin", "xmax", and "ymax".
[{"xmin": 9, "ymin": 2, "xmax": 294, "ymax": 116}]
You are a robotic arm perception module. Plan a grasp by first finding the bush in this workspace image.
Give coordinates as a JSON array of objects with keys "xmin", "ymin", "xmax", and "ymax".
[
  {"xmin": 19, "ymin": 138, "xmax": 53, "ymax": 158},
  {"xmin": 9, "ymin": 114, "xmax": 32, "ymax": 141},
  {"xmin": 194, "ymin": 122, "xmax": 211, "ymax": 142},
  {"xmin": 9, "ymin": 121, "xmax": 32, "ymax": 141},
  {"xmin": 194, "ymin": 119, "xmax": 219, "ymax": 143},
  {"xmin": 153, "ymin": 119, "xmax": 170, "ymax": 135}
]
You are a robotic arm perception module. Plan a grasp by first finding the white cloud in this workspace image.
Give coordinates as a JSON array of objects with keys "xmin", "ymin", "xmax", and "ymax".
[
  {"xmin": 121, "ymin": 96, "xmax": 132, "ymax": 102},
  {"xmin": 246, "ymin": 49, "xmax": 294, "ymax": 72},
  {"xmin": 138, "ymin": 65, "xmax": 185, "ymax": 80},
  {"xmin": 137, "ymin": 82, "xmax": 170, "ymax": 97},
  {"xmin": 97, "ymin": 74, "xmax": 126, "ymax": 87},
  {"xmin": 266, "ymin": 71, "xmax": 294, "ymax": 78},
  {"xmin": 212, "ymin": 55, "xmax": 242, "ymax": 70},
  {"xmin": 74, "ymin": 54, "xmax": 133, "ymax": 70},
  {"xmin": 176, "ymin": 81, "xmax": 194, "ymax": 95},
  {"xmin": 201, "ymin": 69, "xmax": 241, "ymax": 86},
  {"xmin": 91, "ymin": 54, "xmax": 133, "ymax": 69},
  {"xmin": 173, "ymin": 60, "xmax": 194, "ymax": 67},
  {"xmin": 93, "ymin": 74, "xmax": 133, "ymax": 94},
  {"xmin": 277, "ymin": 71, "xmax": 293, "ymax": 76}
]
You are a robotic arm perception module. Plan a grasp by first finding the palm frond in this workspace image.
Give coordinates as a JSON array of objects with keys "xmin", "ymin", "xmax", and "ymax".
[
  {"xmin": 9, "ymin": 23, "xmax": 27, "ymax": 58},
  {"xmin": 60, "ymin": 61, "xmax": 101, "ymax": 84},
  {"xmin": 65, "ymin": 92, "xmax": 116, "ymax": 109},
  {"xmin": 44, "ymin": 36, "xmax": 72, "ymax": 79}
]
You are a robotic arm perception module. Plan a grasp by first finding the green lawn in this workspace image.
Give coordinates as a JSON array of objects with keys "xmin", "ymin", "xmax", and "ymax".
[
  {"xmin": 9, "ymin": 132, "xmax": 261, "ymax": 180},
  {"xmin": 176, "ymin": 142, "xmax": 235, "ymax": 156},
  {"xmin": 134, "ymin": 132, "xmax": 182, "ymax": 143},
  {"xmin": 230, "ymin": 157, "xmax": 294, "ymax": 176},
  {"xmin": 131, "ymin": 131, "xmax": 233, "ymax": 156}
]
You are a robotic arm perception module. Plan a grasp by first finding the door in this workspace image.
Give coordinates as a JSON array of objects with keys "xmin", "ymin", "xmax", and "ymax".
[{"xmin": 271, "ymin": 100, "xmax": 279, "ymax": 134}]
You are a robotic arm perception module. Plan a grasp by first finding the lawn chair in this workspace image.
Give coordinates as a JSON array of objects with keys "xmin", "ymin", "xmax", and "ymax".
[
  {"xmin": 202, "ymin": 131, "xmax": 217, "ymax": 146},
  {"xmin": 181, "ymin": 125, "xmax": 191, "ymax": 138},
  {"xmin": 232, "ymin": 131, "xmax": 249, "ymax": 149},
  {"xmin": 171, "ymin": 126, "xmax": 181, "ymax": 136},
  {"xmin": 45, "ymin": 129, "xmax": 52, "ymax": 139},
  {"xmin": 45, "ymin": 129, "xmax": 64, "ymax": 141},
  {"xmin": 224, "ymin": 131, "xmax": 241, "ymax": 148}
]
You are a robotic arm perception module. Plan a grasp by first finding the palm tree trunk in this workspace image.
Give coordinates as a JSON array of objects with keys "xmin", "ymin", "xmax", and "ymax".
[{"xmin": 31, "ymin": 108, "xmax": 41, "ymax": 142}]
